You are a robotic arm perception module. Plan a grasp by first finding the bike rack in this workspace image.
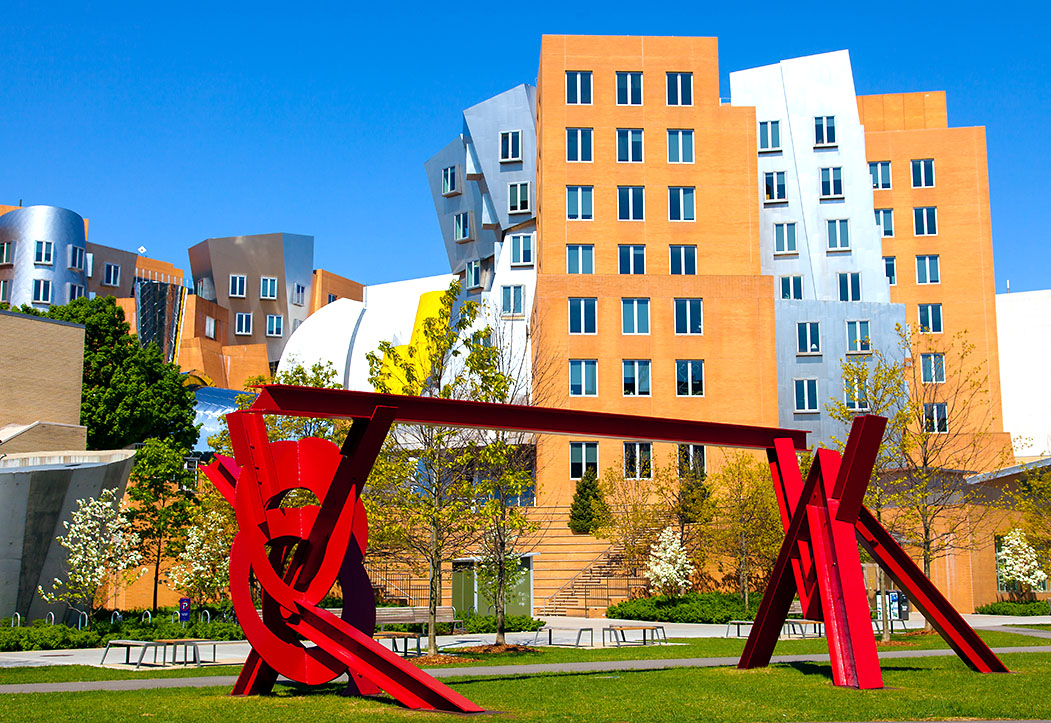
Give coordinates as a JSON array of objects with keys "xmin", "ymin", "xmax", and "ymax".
[{"xmin": 141, "ymin": 610, "xmax": 152, "ymax": 623}]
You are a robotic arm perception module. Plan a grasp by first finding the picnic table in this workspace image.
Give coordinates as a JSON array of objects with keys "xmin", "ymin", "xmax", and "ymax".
[
  {"xmin": 533, "ymin": 625, "xmax": 595, "ymax": 647},
  {"xmin": 602, "ymin": 624, "xmax": 667, "ymax": 647},
  {"xmin": 99, "ymin": 639, "xmax": 166, "ymax": 669}
]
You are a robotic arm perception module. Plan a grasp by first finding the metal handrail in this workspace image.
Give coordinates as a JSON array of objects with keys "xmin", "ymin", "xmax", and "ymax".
[{"xmin": 541, "ymin": 544, "xmax": 622, "ymax": 611}]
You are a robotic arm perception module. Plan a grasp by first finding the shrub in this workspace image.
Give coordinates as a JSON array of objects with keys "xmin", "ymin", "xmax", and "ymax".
[
  {"xmin": 974, "ymin": 600, "xmax": 1050, "ymax": 616},
  {"xmin": 607, "ymin": 592, "xmax": 753, "ymax": 625}
]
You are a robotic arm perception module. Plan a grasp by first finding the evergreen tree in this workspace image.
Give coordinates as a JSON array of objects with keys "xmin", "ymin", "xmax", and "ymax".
[{"xmin": 568, "ymin": 469, "xmax": 605, "ymax": 534}]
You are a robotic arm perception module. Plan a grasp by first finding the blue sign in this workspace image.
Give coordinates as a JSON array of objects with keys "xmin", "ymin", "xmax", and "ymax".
[{"xmin": 179, "ymin": 597, "xmax": 191, "ymax": 623}]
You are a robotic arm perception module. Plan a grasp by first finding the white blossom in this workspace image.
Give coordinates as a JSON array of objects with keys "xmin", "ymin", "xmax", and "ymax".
[
  {"xmin": 999, "ymin": 528, "xmax": 1048, "ymax": 591},
  {"xmin": 167, "ymin": 510, "xmax": 235, "ymax": 604},
  {"xmin": 645, "ymin": 527, "xmax": 694, "ymax": 596}
]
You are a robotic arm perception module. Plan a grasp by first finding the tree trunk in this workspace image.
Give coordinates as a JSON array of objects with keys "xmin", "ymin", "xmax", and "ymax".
[
  {"xmin": 922, "ymin": 527, "xmax": 933, "ymax": 632},
  {"xmin": 740, "ymin": 531, "xmax": 750, "ymax": 611},
  {"xmin": 877, "ymin": 567, "xmax": 891, "ymax": 642},
  {"xmin": 495, "ymin": 552, "xmax": 506, "ymax": 646},
  {"xmin": 153, "ymin": 543, "xmax": 162, "ymax": 614},
  {"xmin": 427, "ymin": 532, "xmax": 440, "ymax": 655}
]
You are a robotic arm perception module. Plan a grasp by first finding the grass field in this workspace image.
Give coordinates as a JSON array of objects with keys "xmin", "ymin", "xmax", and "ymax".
[
  {"xmin": 2, "ymin": 652, "xmax": 1049, "ymax": 722},
  {"xmin": 1012, "ymin": 623, "xmax": 1051, "ymax": 631}
]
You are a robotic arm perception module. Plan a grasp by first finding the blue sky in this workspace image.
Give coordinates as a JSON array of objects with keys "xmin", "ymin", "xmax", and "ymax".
[{"xmin": 2, "ymin": 1, "xmax": 1048, "ymax": 291}]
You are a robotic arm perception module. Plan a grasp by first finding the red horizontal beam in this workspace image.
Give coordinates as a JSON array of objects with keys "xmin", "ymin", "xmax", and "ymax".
[{"xmin": 250, "ymin": 386, "xmax": 808, "ymax": 451}]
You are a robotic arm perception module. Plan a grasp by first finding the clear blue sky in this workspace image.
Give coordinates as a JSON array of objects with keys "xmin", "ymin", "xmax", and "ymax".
[{"xmin": 3, "ymin": 1, "xmax": 1048, "ymax": 291}]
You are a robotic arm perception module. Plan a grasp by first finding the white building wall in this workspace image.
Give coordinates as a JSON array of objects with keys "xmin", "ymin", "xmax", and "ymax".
[{"xmin": 996, "ymin": 289, "xmax": 1051, "ymax": 457}]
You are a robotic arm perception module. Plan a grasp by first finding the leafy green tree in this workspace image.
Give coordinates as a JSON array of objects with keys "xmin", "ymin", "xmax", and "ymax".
[
  {"xmin": 1011, "ymin": 468, "xmax": 1051, "ymax": 580},
  {"xmin": 568, "ymin": 469, "xmax": 606, "ymax": 535},
  {"xmin": 126, "ymin": 437, "xmax": 197, "ymax": 612}
]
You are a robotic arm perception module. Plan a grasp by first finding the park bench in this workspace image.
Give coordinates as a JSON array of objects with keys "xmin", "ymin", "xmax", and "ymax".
[
  {"xmin": 99, "ymin": 639, "xmax": 166, "ymax": 669},
  {"xmin": 725, "ymin": 601, "xmax": 824, "ymax": 639},
  {"xmin": 533, "ymin": 625, "xmax": 595, "ymax": 647},
  {"xmin": 155, "ymin": 638, "xmax": 249, "ymax": 666},
  {"xmin": 373, "ymin": 606, "xmax": 465, "ymax": 656},
  {"xmin": 602, "ymin": 624, "xmax": 667, "ymax": 647}
]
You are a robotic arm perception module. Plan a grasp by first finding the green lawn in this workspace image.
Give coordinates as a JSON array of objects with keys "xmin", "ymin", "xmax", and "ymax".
[
  {"xmin": 2, "ymin": 652, "xmax": 1049, "ymax": 722},
  {"xmin": 1012, "ymin": 623, "xmax": 1051, "ymax": 631}
]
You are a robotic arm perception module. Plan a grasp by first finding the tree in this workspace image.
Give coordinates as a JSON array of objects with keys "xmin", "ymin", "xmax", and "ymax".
[
  {"xmin": 167, "ymin": 508, "xmax": 237, "ymax": 606},
  {"xmin": 646, "ymin": 527, "xmax": 694, "ymax": 596},
  {"xmin": 38, "ymin": 488, "xmax": 143, "ymax": 616},
  {"xmin": 1012, "ymin": 467, "xmax": 1051, "ymax": 579},
  {"xmin": 125, "ymin": 437, "xmax": 197, "ymax": 612},
  {"xmin": 568, "ymin": 469, "xmax": 606, "ymax": 535},
  {"xmin": 996, "ymin": 528, "xmax": 1048, "ymax": 597}
]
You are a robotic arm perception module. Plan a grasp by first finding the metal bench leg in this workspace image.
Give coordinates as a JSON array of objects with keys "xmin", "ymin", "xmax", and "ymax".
[{"xmin": 135, "ymin": 646, "xmax": 148, "ymax": 670}]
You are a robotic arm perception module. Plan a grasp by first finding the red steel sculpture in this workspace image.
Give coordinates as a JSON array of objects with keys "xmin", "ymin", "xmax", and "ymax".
[{"xmin": 202, "ymin": 386, "xmax": 1005, "ymax": 711}]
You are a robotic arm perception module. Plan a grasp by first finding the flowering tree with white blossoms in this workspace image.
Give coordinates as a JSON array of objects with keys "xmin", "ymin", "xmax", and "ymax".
[
  {"xmin": 645, "ymin": 526, "xmax": 694, "ymax": 596},
  {"xmin": 998, "ymin": 528, "xmax": 1048, "ymax": 596},
  {"xmin": 38, "ymin": 487, "xmax": 143, "ymax": 615},
  {"xmin": 167, "ymin": 509, "xmax": 236, "ymax": 605}
]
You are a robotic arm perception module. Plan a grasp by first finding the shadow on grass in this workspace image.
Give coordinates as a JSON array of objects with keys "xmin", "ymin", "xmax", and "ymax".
[{"xmin": 783, "ymin": 660, "xmax": 923, "ymax": 681}]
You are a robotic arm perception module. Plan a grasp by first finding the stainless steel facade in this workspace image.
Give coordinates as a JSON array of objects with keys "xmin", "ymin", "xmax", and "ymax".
[{"xmin": 0, "ymin": 206, "xmax": 87, "ymax": 309}]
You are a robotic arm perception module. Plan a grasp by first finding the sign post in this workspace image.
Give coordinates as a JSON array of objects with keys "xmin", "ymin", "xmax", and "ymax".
[{"xmin": 179, "ymin": 597, "xmax": 191, "ymax": 627}]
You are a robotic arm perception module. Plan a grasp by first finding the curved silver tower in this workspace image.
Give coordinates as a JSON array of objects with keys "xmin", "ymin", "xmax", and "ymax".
[{"xmin": 0, "ymin": 205, "xmax": 88, "ymax": 309}]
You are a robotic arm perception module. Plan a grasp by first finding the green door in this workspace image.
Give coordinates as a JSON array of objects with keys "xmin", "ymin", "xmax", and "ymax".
[{"xmin": 452, "ymin": 561, "xmax": 476, "ymax": 616}]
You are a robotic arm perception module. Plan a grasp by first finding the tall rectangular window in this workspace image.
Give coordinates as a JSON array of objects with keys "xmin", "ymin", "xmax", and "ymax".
[
  {"xmin": 566, "ymin": 71, "xmax": 592, "ymax": 105},
  {"xmin": 624, "ymin": 441, "xmax": 652, "ymax": 479},
  {"xmin": 621, "ymin": 298, "xmax": 650, "ymax": 335},
  {"xmin": 228, "ymin": 274, "xmax": 246, "ymax": 298},
  {"xmin": 569, "ymin": 441, "xmax": 598, "ymax": 479},
  {"xmin": 501, "ymin": 285, "xmax": 524, "ymax": 316},
  {"xmin": 921, "ymin": 353, "xmax": 946, "ymax": 383},
  {"xmin": 919, "ymin": 303, "xmax": 943, "ymax": 333},
  {"xmin": 667, "ymin": 129, "xmax": 694, "ymax": 163},
  {"xmin": 0, "ymin": 241, "xmax": 12, "ymax": 265},
  {"xmin": 622, "ymin": 360, "xmax": 651, "ymax": 396},
  {"xmin": 292, "ymin": 283, "xmax": 306, "ymax": 306},
  {"xmin": 616, "ymin": 129, "xmax": 643, "ymax": 162},
  {"xmin": 774, "ymin": 222, "xmax": 797, "ymax": 254},
  {"xmin": 797, "ymin": 321, "xmax": 820, "ymax": 355},
  {"xmin": 618, "ymin": 186, "xmax": 645, "ymax": 220},
  {"xmin": 820, "ymin": 167, "xmax": 844, "ymax": 198},
  {"xmin": 916, "ymin": 255, "xmax": 941, "ymax": 284},
  {"xmin": 566, "ymin": 128, "xmax": 593, "ymax": 162},
  {"xmin": 869, "ymin": 161, "xmax": 891, "ymax": 189},
  {"xmin": 0, "ymin": 279, "xmax": 9, "ymax": 303},
  {"xmin": 846, "ymin": 320, "xmax": 871, "ymax": 353},
  {"xmin": 678, "ymin": 444, "xmax": 706, "ymax": 478},
  {"xmin": 885, "ymin": 256, "xmax": 897, "ymax": 286},
  {"xmin": 441, "ymin": 166, "xmax": 458, "ymax": 195},
  {"xmin": 911, "ymin": 159, "xmax": 935, "ymax": 187},
  {"xmin": 674, "ymin": 298, "xmax": 703, "ymax": 335},
  {"xmin": 35, "ymin": 240, "xmax": 54, "ymax": 265},
  {"xmin": 567, "ymin": 244, "xmax": 594, "ymax": 274},
  {"xmin": 260, "ymin": 276, "xmax": 278, "ymax": 300},
  {"xmin": 235, "ymin": 312, "xmax": 252, "ymax": 335},
  {"xmin": 914, "ymin": 207, "xmax": 938, "ymax": 236},
  {"xmin": 875, "ymin": 208, "xmax": 894, "ymax": 237},
  {"xmin": 465, "ymin": 259, "xmax": 481, "ymax": 289},
  {"xmin": 924, "ymin": 402, "xmax": 948, "ymax": 433},
  {"xmin": 68, "ymin": 245, "xmax": 85, "ymax": 271},
  {"xmin": 454, "ymin": 211, "xmax": 471, "ymax": 241},
  {"xmin": 266, "ymin": 314, "xmax": 283, "ymax": 337},
  {"xmin": 845, "ymin": 378, "xmax": 869, "ymax": 411},
  {"xmin": 780, "ymin": 275, "xmax": 803, "ymax": 300},
  {"xmin": 794, "ymin": 378, "xmax": 819, "ymax": 413},
  {"xmin": 204, "ymin": 316, "xmax": 216, "ymax": 339},
  {"xmin": 759, "ymin": 120, "xmax": 781, "ymax": 151},
  {"xmin": 668, "ymin": 187, "xmax": 695, "ymax": 221},
  {"xmin": 508, "ymin": 182, "xmax": 530, "ymax": 213},
  {"xmin": 676, "ymin": 359, "xmax": 704, "ymax": 396},
  {"xmin": 616, "ymin": 71, "xmax": 642, "ymax": 105},
  {"xmin": 568, "ymin": 297, "xmax": 597, "ymax": 334},
  {"xmin": 669, "ymin": 245, "xmax": 697, "ymax": 275},
  {"xmin": 569, "ymin": 359, "xmax": 598, "ymax": 396},
  {"xmin": 567, "ymin": 186, "xmax": 594, "ymax": 220},
  {"xmin": 666, "ymin": 72, "xmax": 692, "ymax": 106},
  {"xmin": 511, "ymin": 234, "xmax": 533, "ymax": 265},
  {"xmin": 500, "ymin": 130, "xmax": 522, "ymax": 162},
  {"xmin": 103, "ymin": 263, "xmax": 121, "ymax": 287},
  {"xmin": 764, "ymin": 171, "xmax": 787, "ymax": 203},
  {"xmin": 827, "ymin": 219, "xmax": 850, "ymax": 250},
  {"xmin": 32, "ymin": 279, "xmax": 52, "ymax": 304},
  {"xmin": 814, "ymin": 116, "xmax": 836, "ymax": 146},
  {"xmin": 839, "ymin": 272, "xmax": 861, "ymax": 302},
  {"xmin": 618, "ymin": 245, "xmax": 645, "ymax": 274}
]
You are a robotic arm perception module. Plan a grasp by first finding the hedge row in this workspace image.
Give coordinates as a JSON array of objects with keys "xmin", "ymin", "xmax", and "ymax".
[
  {"xmin": 606, "ymin": 592, "xmax": 755, "ymax": 625},
  {"xmin": 974, "ymin": 600, "xmax": 1050, "ymax": 616}
]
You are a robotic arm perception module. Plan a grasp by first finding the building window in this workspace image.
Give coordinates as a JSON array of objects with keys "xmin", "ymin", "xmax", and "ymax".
[
  {"xmin": 501, "ymin": 285, "xmax": 524, "ymax": 317},
  {"xmin": 500, "ymin": 130, "xmax": 522, "ymax": 162},
  {"xmin": 292, "ymin": 283, "xmax": 306, "ymax": 306},
  {"xmin": 566, "ymin": 128, "xmax": 593, "ymax": 162},
  {"xmin": 454, "ymin": 211, "xmax": 472, "ymax": 241},
  {"xmin": 668, "ymin": 187, "xmax": 695, "ymax": 222},
  {"xmin": 759, "ymin": 120, "xmax": 781, "ymax": 152},
  {"xmin": 820, "ymin": 167, "xmax": 844, "ymax": 198},
  {"xmin": 618, "ymin": 245, "xmax": 645, "ymax": 274},
  {"xmin": 0, "ymin": 241, "xmax": 12, "ymax": 265},
  {"xmin": 911, "ymin": 159, "xmax": 935, "ymax": 188},
  {"xmin": 0, "ymin": 279, "xmax": 9, "ymax": 303},
  {"xmin": 328, "ymin": 293, "xmax": 338, "ymax": 304},
  {"xmin": 845, "ymin": 378, "xmax": 869, "ymax": 412},
  {"xmin": 674, "ymin": 298, "xmax": 703, "ymax": 335},
  {"xmin": 569, "ymin": 441, "xmax": 598, "ymax": 479},
  {"xmin": 839, "ymin": 272, "xmax": 861, "ymax": 302},
  {"xmin": 508, "ymin": 182, "xmax": 530, "ymax": 213},
  {"xmin": 667, "ymin": 129, "xmax": 694, "ymax": 163},
  {"xmin": 814, "ymin": 115, "xmax": 836, "ymax": 146},
  {"xmin": 764, "ymin": 171, "xmax": 787, "ymax": 203},
  {"xmin": 875, "ymin": 208, "xmax": 894, "ymax": 238},
  {"xmin": 566, "ymin": 71, "xmax": 592, "ymax": 105},
  {"xmin": 624, "ymin": 441, "xmax": 652, "ymax": 479},
  {"xmin": 827, "ymin": 219, "xmax": 850, "ymax": 251},
  {"xmin": 846, "ymin": 320, "xmax": 871, "ymax": 354},
  {"xmin": 205, "ymin": 316, "xmax": 216, "ymax": 339},
  {"xmin": 465, "ymin": 259, "xmax": 482, "ymax": 289},
  {"xmin": 567, "ymin": 244, "xmax": 594, "ymax": 274},
  {"xmin": 569, "ymin": 297, "xmax": 597, "ymax": 334},
  {"xmin": 780, "ymin": 275, "xmax": 803, "ymax": 300},
  {"xmin": 68, "ymin": 283, "xmax": 85, "ymax": 301},
  {"xmin": 918, "ymin": 303, "xmax": 943, "ymax": 333},
  {"xmin": 617, "ymin": 129, "xmax": 644, "ymax": 163},
  {"xmin": 666, "ymin": 72, "xmax": 692, "ymax": 106},
  {"xmin": 622, "ymin": 359, "xmax": 651, "ymax": 396},
  {"xmin": 104, "ymin": 262, "xmax": 122, "ymax": 288},
  {"xmin": 921, "ymin": 353, "xmax": 945, "ymax": 383},
  {"xmin": 869, "ymin": 161, "xmax": 891, "ymax": 189},
  {"xmin": 669, "ymin": 245, "xmax": 697, "ymax": 275},
  {"xmin": 794, "ymin": 378, "xmax": 819, "ymax": 413},
  {"xmin": 923, "ymin": 402, "xmax": 948, "ymax": 433},
  {"xmin": 916, "ymin": 255, "xmax": 941, "ymax": 284},
  {"xmin": 511, "ymin": 234, "xmax": 533, "ymax": 265},
  {"xmin": 885, "ymin": 256, "xmax": 897, "ymax": 286},
  {"xmin": 774, "ymin": 222, "xmax": 797, "ymax": 254},
  {"xmin": 621, "ymin": 298, "xmax": 650, "ymax": 335},
  {"xmin": 235, "ymin": 312, "xmax": 252, "ymax": 335},
  {"xmin": 678, "ymin": 444, "xmax": 706, "ymax": 478},
  {"xmin": 266, "ymin": 314, "xmax": 283, "ymax": 337},
  {"xmin": 676, "ymin": 359, "xmax": 704, "ymax": 397},
  {"xmin": 34, "ymin": 240, "xmax": 54, "ymax": 265},
  {"xmin": 68, "ymin": 245, "xmax": 85, "ymax": 271},
  {"xmin": 442, "ymin": 166, "xmax": 458, "ymax": 195},
  {"xmin": 567, "ymin": 186, "xmax": 594, "ymax": 220},
  {"xmin": 229, "ymin": 274, "xmax": 246, "ymax": 297},
  {"xmin": 797, "ymin": 321, "xmax": 820, "ymax": 355},
  {"xmin": 616, "ymin": 71, "xmax": 642, "ymax": 105},
  {"xmin": 32, "ymin": 278, "xmax": 52, "ymax": 304},
  {"xmin": 260, "ymin": 276, "xmax": 278, "ymax": 300},
  {"xmin": 618, "ymin": 186, "xmax": 645, "ymax": 220},
  {"xmin": 914, "ymin": 207, "xmax": 938, "ymax": 236},
  {"xmin": 569, "ymin": 359, "xmax": 598, "ymax": 396},
  {"xmin": 996, "ymin": 535, "xmax": 1049, "ymax": 593}
]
